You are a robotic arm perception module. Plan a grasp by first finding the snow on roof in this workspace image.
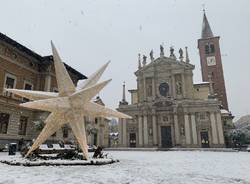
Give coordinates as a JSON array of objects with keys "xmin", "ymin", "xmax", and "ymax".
[
  {"xmin": 109, "ymin": 132, "xmax": 119, "ymax": 136},
  {"xmin": 221, "ymin": 109, "xmax": 229, "ymax": 114},
  {"xmin": 194, "ymin": 82, "xmax": 210, "ymax": 85}
]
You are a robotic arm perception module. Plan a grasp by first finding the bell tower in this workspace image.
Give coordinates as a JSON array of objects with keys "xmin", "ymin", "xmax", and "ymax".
[{"xmin": 198, "ymin": 10, "xmax": 229, "ymax": 110}]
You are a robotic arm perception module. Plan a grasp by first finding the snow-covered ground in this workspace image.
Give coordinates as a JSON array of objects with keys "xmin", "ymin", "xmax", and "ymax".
[{"xmin": 0, "ymin": 151, "xmax": 250, "ymax": 184}]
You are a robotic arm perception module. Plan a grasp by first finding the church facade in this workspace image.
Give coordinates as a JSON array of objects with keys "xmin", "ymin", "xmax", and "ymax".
[{"xmin": 117, "ymin": 12, "xmax": 232, "ymax": 148}]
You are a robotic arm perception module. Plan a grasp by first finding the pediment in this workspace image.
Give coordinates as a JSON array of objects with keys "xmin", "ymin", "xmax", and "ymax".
[{"xmin": 135, "ymin": 56, "xmax": 194, "ymax": 76}]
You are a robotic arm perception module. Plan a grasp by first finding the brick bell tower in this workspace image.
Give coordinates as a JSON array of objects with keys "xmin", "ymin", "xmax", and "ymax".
[{"xmin": 198, "ymin": 10, "xmax": 229, "ymax": 110}]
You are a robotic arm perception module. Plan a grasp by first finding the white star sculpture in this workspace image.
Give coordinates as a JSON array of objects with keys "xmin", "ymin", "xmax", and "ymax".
[{"xmin": 5, "ymin": 42, "xmax": 131, "ymax": 159}]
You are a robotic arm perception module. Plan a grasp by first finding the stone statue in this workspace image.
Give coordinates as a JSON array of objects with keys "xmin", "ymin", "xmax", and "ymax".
[
  {"xmin": 180, "ymin": 126, "xmax": 185, "ymax": 136},
  {"xmin": 142, "ymin": 55, "xmax": 147, "ymax": 66},
  {"xmin": 185, "ymin": 46, "xmax": 190, "ymax": 63},
  {"xmin": 160, "ymin": 45, "xmax": 164, "ymax": 57},
  {"xmin": 179, "ymin": 48, "xmax": 184, "ymax": 61},
  {"xmin": 150, "ymin": 50, "xmax": 154, "ymax": 61},
  {"xmin": 176, "ymin": 81, "xmax": 182, "ymax": 95},
  {"xmin": 170, "ymin": 47, "xmax": 174, "ymax": 56}
]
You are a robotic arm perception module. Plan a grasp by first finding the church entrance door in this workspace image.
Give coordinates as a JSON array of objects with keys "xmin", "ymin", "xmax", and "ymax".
[
  {"xmin": 200, "ymin": 131, "xmax": 209, "ymax": 148},
  {"xmin": 129, "ymin": 133, "xmax": 136, "ymax": 147},
  {"xmin": 93, "ymin": 133, "xmax": 98, "ymax": 146},
  {"xmin": 161, "ymin": 126, "xmax": 172, "ymax": 148}
]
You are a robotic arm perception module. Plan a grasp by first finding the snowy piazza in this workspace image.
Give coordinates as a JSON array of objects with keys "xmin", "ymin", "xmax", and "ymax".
[
  {"xmin": 1, "ymin": 151, "xmax": 250, "ymax": 184},
  {"xmin": 0, "ymin": 1, "xmax": 250, "ymax": 184}
]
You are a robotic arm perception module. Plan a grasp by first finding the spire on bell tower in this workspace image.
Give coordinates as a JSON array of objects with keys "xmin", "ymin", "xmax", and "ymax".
[
  {"xmin": 198, "ymin": 10, "xmax": 229, "ymax": 110},
  {"xmin": 201, "ymin": 9, "xmax": 214, "ymax": 39}
]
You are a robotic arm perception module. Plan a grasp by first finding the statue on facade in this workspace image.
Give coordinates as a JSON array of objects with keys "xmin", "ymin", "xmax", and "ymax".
[
  {"xmin": 185, "ymin": 46, "xmax": 190, "ymax": 63},
  {"xmin": 160, "ymin": 45, "xmax": 164, "ymax": 57},
  {"xmin": 179, "ymin": 48, "xmax": 184, "ymax": 61},
  {"xmin": 170, "ymin": 47, "xmax": 175, "ymax": 58},
  {"xmin": 176, "ymin": 81, "xmax": 182, "ymax": 95},
  {"xmin": 142, "ymin": 55, "xmax": 147, "ymax": 66},
  {"xmin": 150, "ymin": 50, "xmax": 154, "ymax": 61},
  {"xmin": 180, "ymin": 126, "xmax": 185, "ymax": 136}
]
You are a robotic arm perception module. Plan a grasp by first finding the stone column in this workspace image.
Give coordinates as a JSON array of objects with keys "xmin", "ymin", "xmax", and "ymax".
[
  {"xmin": 172, "ymin": 75, "xmax": 176, "ymax": 98},
  {"xmin": 138, "ymin": 116, "xmax": 143, "ymax": 146},
  {"xmin": 174, "ymin": 114, "xmax": 180, "ymax": 145},
  {"xmin": 143, "ymin": 115, "xmax": 148, "ymax": 146},
  {"xmin": 118, "ymin": 118, "xmax": 123, "ymax": 146},
  {"xmin": 216, "ymin": 112, "xmax": 225, "ymax": 144},
  {"xmin": 210, "ymin": 112, "xmax": 219, "ymax": 144},
  {"xmin": 184, "ymin": 114, "xmax": 191, "ymax": 144},
  {"xmin": 44, "ymin": 74, "xmax": 51, "ymax": 92},
  {"xmin": 152, "ymin": 114, "xmax": 157, "ymax": 146},
  {"xmin": 191, "ymin": 114, "xmax": 198, "ymax": 145},
  {"xmin": 181, "ymin": 74, "xmax": 186, "ymax": 98},
  {"xmin": 122, "ymin": 119, "xmax": 127, "ymax": 146}
]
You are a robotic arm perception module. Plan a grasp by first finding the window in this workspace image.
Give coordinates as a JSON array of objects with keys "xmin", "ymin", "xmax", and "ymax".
[
  {"xmin": 95, "ymin": 118, "xmax": 98, "ymax": 124},
  {"xmin": 205, "ymin": 45, "xmax": 210, "ymax": 54},
  {"xmin": 210, "ymin": 44, "xmax": 215, "ymax": 53},
  {"xmin": 4, "ymin": 73, "xmax": 16, "ymax": 97},
  {"xmin": 205, "ymin": 43, "xmax": 215, "ymax": 54},
  {"xmin": 23, "ymin": 82, "xmax": 33, "ymax": 102},
  {"xmin": 62, "ymin": 126, "xmax": 68, "ymax": 138},
  {"xmin": 0, "ymin": 113, "xmax": 10, "ymax": 134},
  {"xmin": 18, "ymin": 116, "xmax": 28, "ymax": 135}
]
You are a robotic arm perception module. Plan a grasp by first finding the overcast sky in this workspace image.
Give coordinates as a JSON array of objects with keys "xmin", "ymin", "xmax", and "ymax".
[{"xmin": 1, "ymin": 0, "xmax": 249, "ymax": 120}]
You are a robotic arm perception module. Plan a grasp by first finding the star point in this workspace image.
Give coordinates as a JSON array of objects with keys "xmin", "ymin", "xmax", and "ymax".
[{"xmin": 5, "ymin": 43, "xmax": 131, "ymax": 159}]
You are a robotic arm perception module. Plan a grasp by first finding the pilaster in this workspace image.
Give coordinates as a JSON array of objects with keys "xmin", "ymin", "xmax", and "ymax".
[
  {"xmin": 138, "ymin": 115, "xmax": 143, "ymax": 146},
  {"xmin": 216, "ymin": 112, "xmax": 225, "ymax": 144},
  {"xmin": 118, "ymin": 118, "xmax": 123, "ymax": 145},
  {"xmin": 210, "ymin": 112, "xmax": 218, "ymax": 144},
  {"xmin": 181, "ymin": 73, "xmax": 186, "ymax": 98},
  {"xmin": 143, "ymin": 114, "xmax": 148, "ymax": 146},
  {"xmin": 122, "ymin": 118, "xmax": 127, "ymax": 146},
  {"xmin": 172, "ymin": 75, "xmax": 176, "ymax": 98},
  {"xmin": 152, "ymin": 112, "xmax": 157, "ymax": 146},
  {"xmin": 143, "ymin": 78, "xmax": 146, "ymax": 101},
  {"xmin": 191, "ymin": 114, "xmax": 198, "ymax": 145},
  {"xmin": 184, "ymin": 114, "xmax": 191, "ymax": 145},
  {"xmin": 174, "ymin": 113, "xmax": 180, "ymax": 145}
]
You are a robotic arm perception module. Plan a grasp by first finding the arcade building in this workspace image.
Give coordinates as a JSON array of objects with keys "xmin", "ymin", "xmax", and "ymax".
[{"xmin": 0, "ymin": 33, "xmax": 109, "ymax": 148}]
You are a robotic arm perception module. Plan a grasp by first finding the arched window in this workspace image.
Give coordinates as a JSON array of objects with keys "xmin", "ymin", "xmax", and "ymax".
[
  {"xmin": 205, "ymin": 43, "xmax": 215, "ymax": 54},
  {"xmin": 210, "ymin": 44, "xmax": 215, "ymax": 53},
  {"xmin": 205, "ymin": 44, "xmax": 210, "ymax": 54}
]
